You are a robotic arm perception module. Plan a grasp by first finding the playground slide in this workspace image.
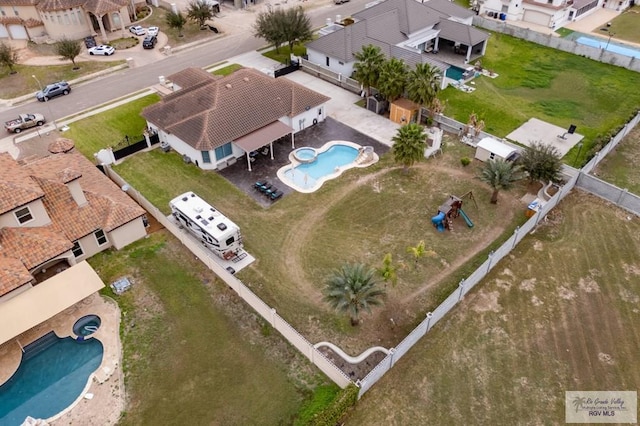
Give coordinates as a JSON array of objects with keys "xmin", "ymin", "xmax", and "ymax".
[
  {"xmin": 459, "ymin": 208, "xmax": 474, "ymax": 228},
  {"xmin": 431, "ymin": 211, "xmax": 446, "ymax": 232}
]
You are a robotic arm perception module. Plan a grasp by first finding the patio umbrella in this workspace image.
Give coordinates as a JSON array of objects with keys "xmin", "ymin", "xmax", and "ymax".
[{"xmin": 48, "ymin": 138, "xmax": 75, "ymax": 154}]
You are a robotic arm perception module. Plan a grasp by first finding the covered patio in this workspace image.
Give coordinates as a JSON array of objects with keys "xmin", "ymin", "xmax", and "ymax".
[{"xmin": 234, "ymin": 121, "xmax": 294, "ymax": 172}]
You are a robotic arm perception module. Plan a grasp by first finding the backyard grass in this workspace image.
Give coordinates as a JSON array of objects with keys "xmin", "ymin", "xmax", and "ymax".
[
  {"xmin": 112, "ymin": 137, "xmax": 529, "ymax": 354},
  {"xmin": 593, "ymin": 122, "xmax": 640, "ymax": 195},
  {"xmin": 90, "ymin": 232, "xmax": 329, "ymax": 425},
  {"xmin": 345, "ymin": 192, "xmax": 640, "ymax": 424},
  {"xmin": 604, "ymin": 5, "xmax": 640, "ymax": 44},
  {"xmin": 0, "ymin": 61, "xmax": 125, "ymax": 99},
  {"xmin": 439, "ymin": 33, "xmax": 640, "ymax": 166},
  {"xmin": 61, "ymin": 94, "xmax": 160, "ymax": 158}
]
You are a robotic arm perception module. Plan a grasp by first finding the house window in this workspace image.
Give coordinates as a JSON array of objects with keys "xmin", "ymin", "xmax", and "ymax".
[
  {"xmin": 326, "ymin": 57, "xmax": 330, "ymax": 67},
  {"xmin": 489, "ymin": 152, "xmax": 496, "ymax": 160},
  {"xmin": 14, "ymin": 207, "xmax": 33, "ymax": 224},
  {"xmin": 94, "ymin": 229, "xmax": 108, "ymax": 246},
  {"xmin": 214, "ymin": 143, "xmax": 233, "ymax": 160},
  {"xmin": 72, "ymin": 241, "xmax": 84, "ymax": 258},
  {"xmin": 201, "ymin": 151, "xmax": 211, "ymax": 163},
  {"xmin": 0, "ymin": 8, "xmax": 6, "ymax": 17},
  {"xmin": 13, "ymin": 6, "xmax": 18, "ymax": 16}
]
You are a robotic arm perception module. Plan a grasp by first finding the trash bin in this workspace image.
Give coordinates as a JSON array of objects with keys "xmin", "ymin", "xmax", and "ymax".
[{"xmin": 84, "ymin": 36, "xmax": 96, "ymax": 48}]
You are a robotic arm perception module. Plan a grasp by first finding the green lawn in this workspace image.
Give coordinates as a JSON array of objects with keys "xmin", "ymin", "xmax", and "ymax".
[
  {"xmin": 90, "ymin": 233, "xmax": 324, "ymax": 425},
  {"xmin": 0, "ymin": 60, "xmax": 125, "ymax": 100},
  {"xmin": 594, "ymin": 121, "xmax": 640, "ymax": 195},
  {"xmin": 263, "ymin": 44, "xmax": 307, "ymax": 64},
  {"xmin": 439, "ymin": 33, "xmax": 640, "ymax": 166},
  {"xmin": 605, "ymin": 6, "xmax": 640, "ymax": 44},
  {"xmin": 345, "ymin": 192, "xmax": 640, "ymax": 424},
  {"xmin": 111, "ymin": 137, "xmax": 528, "ymax": 353},
  {"xmin": 61, "ymin": 94, "xmax": 160, "ymax": 158}
]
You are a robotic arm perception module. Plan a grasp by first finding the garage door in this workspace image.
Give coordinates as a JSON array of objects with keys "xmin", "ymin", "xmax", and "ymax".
[
  {"xmin": 8, "ymin": 24, "xmax": 28, "ymax": 39},
  {"xmin": 0, "ymin": 24, "xmax": 9, "ymax": 38},
  {"xmin": 523, "ymin": 10, "xmax": 551, "ymax": 27}
]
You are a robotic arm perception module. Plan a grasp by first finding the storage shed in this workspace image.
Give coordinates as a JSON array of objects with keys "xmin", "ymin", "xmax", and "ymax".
[
  {"xmin": 389, "ymin": 98, "xmax": 420, "ymax": 125},
  {"xmin": 475, "ymin": 137, "xmax": 519, "ymax": 162}
]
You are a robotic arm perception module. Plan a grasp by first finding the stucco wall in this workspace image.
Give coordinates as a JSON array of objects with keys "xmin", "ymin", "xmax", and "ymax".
[
  {"xmin": 0, "ymin": 199, "xmax": 50, "ymax": 228},
  {"xmin": 306, "ymin": 49, "xmax": 355, "ymax": 77},
  {"xmin": 109, "ymin": 218, "xmax": 147, "ymax": 250}
]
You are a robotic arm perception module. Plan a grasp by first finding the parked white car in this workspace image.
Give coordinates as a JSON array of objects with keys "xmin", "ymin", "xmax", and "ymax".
[
  {"xmin": 147, "ymin": 26, "xmax": 159, "ymax": 36},
  {"xmin": 129, "ymin": 25, "xmax": 146, "ymax": 36},
  {"xmin": 88, "ymin": 45, "xmax": 115, "ymax": 56}
]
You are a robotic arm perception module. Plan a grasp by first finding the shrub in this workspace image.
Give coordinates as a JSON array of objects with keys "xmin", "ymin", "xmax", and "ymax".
[
  {"xmin": 307, "ymin": 384, "xmax": 359, "ymax": 426},
  {"xmin": 460, "ymin": 157, "xmax": 471, "ymax": 167}
]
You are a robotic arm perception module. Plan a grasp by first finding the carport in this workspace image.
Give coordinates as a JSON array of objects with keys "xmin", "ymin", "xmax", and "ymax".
[{"xmin": 234, "ymin": 121, "xmax": 294, "ymax": 171}]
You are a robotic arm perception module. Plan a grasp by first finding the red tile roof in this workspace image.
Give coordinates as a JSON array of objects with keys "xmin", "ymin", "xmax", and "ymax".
[
  {"xmin": 0, "ymin": 153, "xmax": 44, "ymax": 215},
  {"xmin": 0, "ymin": 255, "xmax": 34, "ymax": 296},
  {"xmin": 143, "ymin": 68, "xmax": 330, "ymax": 151},
  {"xmin": 0, "ymin": 151, "xmax": 145, "ymax": 296}
]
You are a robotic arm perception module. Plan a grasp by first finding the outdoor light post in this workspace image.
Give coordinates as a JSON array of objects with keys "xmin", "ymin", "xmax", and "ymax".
[
  {"xmin": 605, "ymin": 31, "xmax": 615, "ymax": 51},
  {"xmin": 574, "ymin": 142, "xmax": 583, "ymax": 168},
  {"xmin": 32, "ymin": 75, "xmax": 57, "ymax": 130}
]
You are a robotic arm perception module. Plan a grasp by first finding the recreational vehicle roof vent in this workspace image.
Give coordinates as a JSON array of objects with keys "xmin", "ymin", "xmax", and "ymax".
[
  {"xmin": 196, "ymin": 215, "xmax": 202, "ymax": 219},
  {"xmin": 201, "ymin": 219, "xmax": 209, "ymax": 226},
  {"xmin": 225, "ymin": 84, "xmax": 232, "ymax": 89},
  {"xmin": 208, "ymin": 216, "xmax": 214, "ymax": 221},
  {"xmin": 182, "ymin": 197, "xmax": 188, "ymax": 201},
  {"xmin": 189, "ymin": 193, "xmax": 195, "ymax": 197},
  {"xmin": 217, "ymin": 223, "xmax": 227, "ymax": 231}
]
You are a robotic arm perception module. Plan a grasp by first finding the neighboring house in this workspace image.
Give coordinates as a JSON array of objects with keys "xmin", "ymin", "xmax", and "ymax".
[
  {"xmin": 306, "ymin": 0, "xmax": 490, "ymax": 83},
  {"xmin": 478, "ymin": 0, "xmax": 608, "ymax": 29},
  {"xmin": 0, "ymin": 150, "xmax": 147, "ymax": 303},
  {"xmin": 142, "ymin": 67, "xmax": 331, "ymax": 171},
  {"xmin": 0, "ymin": 0, "xmax": 135, "ymax": 43}
]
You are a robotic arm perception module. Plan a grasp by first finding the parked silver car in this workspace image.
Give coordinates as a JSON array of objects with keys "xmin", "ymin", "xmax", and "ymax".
[{"xmin": 36, "ymin": 81, "xmax": 71, "ymax": 101}]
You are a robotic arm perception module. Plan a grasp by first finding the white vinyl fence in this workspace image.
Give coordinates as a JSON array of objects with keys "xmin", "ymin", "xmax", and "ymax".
[
  {"xmin": 473, "ymin": 17, "xmax": 640, "ymax": 73},
  {"xmin": 104, "ymin": 167, "xmax": 352, "ymax": 388},
  {"xmin": 103, "ymin": 110, "xmax": 639, "ymax": 396},
  {"xmin": 357, "ymin": 111, "xmax": 640, "ymax": 397}
]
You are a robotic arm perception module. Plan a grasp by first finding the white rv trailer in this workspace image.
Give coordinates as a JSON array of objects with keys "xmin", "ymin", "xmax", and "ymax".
[{"xmin": 170, "ymin": 192, "xmax": 243, "ymax": 259}]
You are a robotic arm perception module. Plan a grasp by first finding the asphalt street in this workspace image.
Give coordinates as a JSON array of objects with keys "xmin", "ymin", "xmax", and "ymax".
[{"xmin": 0, "ymin": 0, "xmax": 369, "ymax": 127}]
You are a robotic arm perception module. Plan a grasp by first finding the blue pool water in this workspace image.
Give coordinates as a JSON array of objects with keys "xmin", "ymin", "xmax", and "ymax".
[
  {"xmin": 446, "ymin": 65, "xmax": 467, "ymax": 81},
  {"xmin": 283, "ymin": 144, "xmax": 358, "ymax": 190},
  {"xmin": 0, "ymin": 335, "xmax": 103, "ymax": 425},
  {"xmin": 574, "ymin": 35, "xmax": 640, "ymax": 59}
]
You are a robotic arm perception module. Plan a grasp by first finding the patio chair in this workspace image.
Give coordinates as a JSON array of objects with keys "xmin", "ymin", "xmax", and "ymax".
[
  {"xmin": 254, "ymin": 180, "xmax": 269, "ymax": 191},
  {"xmin": 270, "ymin": 189, "xmax": 283, "ymax": 201},
  {"xmin": 263, "ymin": 186, "xmax": 277, "ymax": 196},
  {"xmin": 259, "ymin": 183, "xmax": 274, "ymax": 194}
]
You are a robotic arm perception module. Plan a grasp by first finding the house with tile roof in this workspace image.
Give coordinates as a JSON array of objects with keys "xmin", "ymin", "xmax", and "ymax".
[
  {"xmin": 0, "ymin": 0, "xmax": 134, "ymax": 43},
  {"xmin": 0, "ymin": 150, "xmax": 147, "ymax": 301},
  {"xmin": 306, "ymin": 0, "xmax": 490, "ymax": 82},
  {"xmin": 142, "ymin": 67, "xmax": 331, "ymax": 172}
]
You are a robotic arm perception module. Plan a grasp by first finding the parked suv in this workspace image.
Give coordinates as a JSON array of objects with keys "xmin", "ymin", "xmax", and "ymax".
[
  {"xmin": 142, "ymin": 35, "xmax": 157, "ymax": 49},
  {"xmin": 36, "ymin": 81, "xmax": 71, "ymax": 101}
]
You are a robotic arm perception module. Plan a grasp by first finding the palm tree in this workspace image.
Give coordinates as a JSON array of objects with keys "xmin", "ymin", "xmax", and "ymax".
[
  {"xmin": 353, "ymin": 45, "xmax": 385, "ymax": 97},
  {"xmin": 520, "ymin": 141, "xmax": 563, "ymax": 184},
  {"xmin": 406, "ymin": 240, "xmax": 436, "ymax": 268},
  {"xmin": 406, "ymin": 63, "xmax": 441, "ymax": 123},
  {"xmin": 377, "ymin": 58, "xmax": 408, "ymax": 105},
  {"xmin": 376, "ymin": 253, "xmax": 398, "ymax": 287},
  {"xmin": 391, "ymin": 123, "xmax": 426, "ymax": 173},
  {"xmin": 324, "ymin": 263, "xmax": 386, "ymax": 326},
  {"xmin": 479, "ymin": 159, "xmax": 522, "ymax": 204},
  {"xmin": 166, "ymin": 11, "xmax": 187, "ymax": 37},
  {"xmin": 186, "ymin": 0, "xmax": 215, "ymax": 28}
]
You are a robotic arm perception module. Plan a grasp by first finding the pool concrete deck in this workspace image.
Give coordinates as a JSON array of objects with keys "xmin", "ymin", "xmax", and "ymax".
[
  {"xmin": 217, "ymin": 117, "xmax": 391, "ymax": 206},
  {"xmin": 0, "ymin": 294, "xmax": 124, "ymax": 425}
]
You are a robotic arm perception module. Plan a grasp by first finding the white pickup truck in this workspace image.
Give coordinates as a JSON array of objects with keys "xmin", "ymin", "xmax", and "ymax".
[{"xmin": 5, "ymin": 113, "xmax": 46, "ymax": 133}]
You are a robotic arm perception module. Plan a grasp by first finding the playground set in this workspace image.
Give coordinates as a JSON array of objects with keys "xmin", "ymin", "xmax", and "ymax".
[{"xmin": 431, "ymin": 192, "xmax": 477, "ymax": 232}]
